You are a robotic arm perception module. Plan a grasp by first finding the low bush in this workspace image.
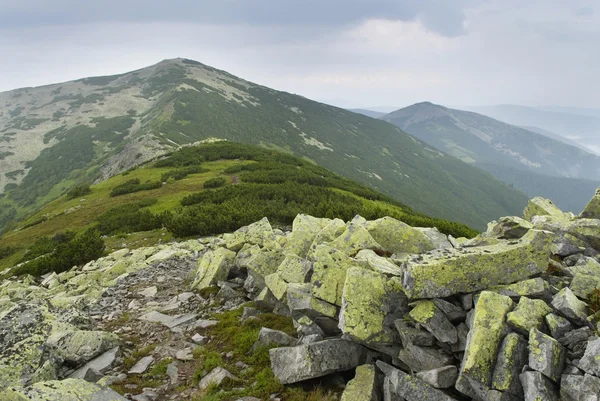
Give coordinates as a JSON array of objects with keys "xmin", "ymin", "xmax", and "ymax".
[
  {"xmin": 110, "ymin": 178, "xmax": 162, "ymax": 197},
  {"xmin": 66, "ymin": 183, "xmax": 91, "ymax": 199},
  {"xmin": 203, "ymin": 177, "xmax": 227, "ymax": 189}
]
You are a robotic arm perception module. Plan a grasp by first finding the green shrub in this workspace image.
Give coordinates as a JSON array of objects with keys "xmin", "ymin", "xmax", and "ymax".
[
  {"xmin": 96, "ymin": 202, "xmax": 162, "ymax": 235},
  {"xmin": 66, "ymin": 183, "xmax": 91, "ymax": 199},
  {"xmin": 160, "ymin": 165, "xmax": 208, "ymax": 182},
  {"xmin": 203, "ymin": 177, "xmax": 227, "ymax": 189},
  {"xmin": 110, "ymin": 178, "xmax": 162, "ymax": 197}
]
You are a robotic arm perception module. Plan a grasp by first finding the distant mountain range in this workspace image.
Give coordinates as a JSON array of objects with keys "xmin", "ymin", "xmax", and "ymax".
[
  {"xmin": 379, "ymin": 102, "xmax": 600, "ymax": 213},
  {"xmin": 0, "ymin": 59, "xmax": 528, "ymax": 231}
]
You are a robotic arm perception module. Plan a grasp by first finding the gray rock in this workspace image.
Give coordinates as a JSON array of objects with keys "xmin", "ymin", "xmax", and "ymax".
[
  {"xmin": 409, "ymin": 300, "xmax": 458, "ymax": 344},
  {"xmin": 139, "ymin": 286, "xmax": 158, "ymax": 297},
  {"xmin": 394, "ymin": 320, "xmax": 435, "ymax": 347},
  {"xmin": 416, "ymin": 366, "xmax": 458, "ymax": 389},
  {"xmin": 167, "ymin": 362, "xmax": 178, "ymax": 383},
  {"xmin": 340, "ymin": 364, "xmax": 382, "ymax": 401},
  {"xmin": 397, "ymin": 343, "xmax": 455, "ymax": 372},
  {"xmin": 377, "ymin": 361, "xmax": 459, "ymax": 401},
  {"xmin": 450, "ymin": 323, "xmax": 469, "ymax": 353},
  {"xmin": 128, "ymin": 356, "xmax": 154, "ymax": 374},
  {"xmin": 560, "ymin": 374, "xmax": 600, "ymax": 401},
  {"xmin": 138, "ymin": 311, "xmax": 197, "ymax": 330},
  {"xmin": 45, "ymin": 330, "xmax": 120, "ymax": 367},
  {"xmin": 251, "ymin": 327, "xmax": 298, "ymax": 352},
  {"xmin": 433, "ymin": 298, "xmax": 467, "ymax": 323},
  {"xmin": 269, "ymin": 339, "xmax": 367, "ymax": 384},
  {"xmin": 5, "ymin": 378, "xmax": 128, "ymax": 400},
  {"xmin": 491, "ymin": 333, "xmax": 528, "ymax": 396},
  {"xmin": 545, "ymin": 313, "xmax": 572, "ymax": 339},
  {"xmin": 489, "ymin": 216, "xmax": 533, "ymax": 239},
  {"xmin": 241, "ymin": 307, "xmax": 262, "ymax": 321},
  {"xmin": 519, "ymin": 371, "xmax": 559, "ymax": 401},
  {"xmin": 70, "ymin": 347, "xmax": 120, "ymax": 380},
  {"xmin": 198, "ymin": 366, "xmax": 238, "ymax": 390},
  {"xmin": 551, "ymin": 287, "xmax": 588, "ymax": 325},
  {"xmin": 191, "ymin": 333, "xmax": 206, "ymax": 344},
  {"xmin": 460, "ymin": 293, "xmax": 474, "ymax": 311},
  {"xmin": 579, "ymin": 337, "xmax": 600, "ymax": 376},
  {"xmin": 560, "ymin": 327, "xmax": 594, "ymax": 359},
  {"xmin": 528, "ymin": 328, "xmax": 566, "ymax": 383},
  {"xmin": 175, "ymin": 348, "xmax": 193, "ymax": 361}
]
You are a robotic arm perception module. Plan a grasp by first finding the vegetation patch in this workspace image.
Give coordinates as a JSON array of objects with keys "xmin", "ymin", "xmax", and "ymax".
[
  {"xmin": 66, "ymin": 183, "xmax": 92, "ymax": 200},
  {"xmin": 110, "ymin": 178, "xmax": 162, "ymax": 197}
]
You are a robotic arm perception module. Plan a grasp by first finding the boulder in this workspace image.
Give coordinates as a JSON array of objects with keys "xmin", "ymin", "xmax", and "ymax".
[
  {"xmin": 491, "ymin": 332, "xmax": 528, "ymax": 396},
  {"xmin": 523, "ymin": 197, "xmax": 567, "ymax": 221},
  {"xmin": 519, "ymin": 371, "xmax": 559, "ymax": 401},
  {"xmin": 551, "ymin": 287, "xmax": 588, "ymax": 325},
  {"xmin": 528, "ymin": 328, "xmax": 565, "ymax": 383},
  {"xmin": 570, "ymin": 273, "xmax": 600, "ymax": 301},
  {"xmin": 285, "ymin": 215, "xmax": 332, "ymax": 258},
  {"xmin": 397, "ymin": 343, "xmax": 455, "ymax": 372},
  {"xmin": 310, "ymin": 245, "xmax": 360, "ymax": 306},
  {"xmin": 560, "ymin": 374, "xmax": 600, "ymax": 401},
  {"xmin": 415, "ymin": 227, "xmax": 453, "ymax": 249},
  {"xmin": 269, "ymin": 339, "xmax": 367, "ymax": 384},
  {"xmin": 191, "ymin": 248, "xmax": 236, "ymax": 290},
  {"xmin": 365, "ymin": 216, "xmax": 436, "ymax": 254},
  {"xmin": 506, "ymin": 297, "xmax": 553, "ymax": 335},
  {"xmin": 3, "ymin": 378, "xmax": 128, "ymax": 400},
  {"xmin": 330, "ymin": 224, "xmax": 384, "ymax": 256},
  {"xmin": 70, "ymin": 347, "xmax": 120, "ymax": 380},
  {"xmin": 568, "ymin": 256, "xmax": 600, "ymax": 276},
  {"xmin": 354, "ymin": 250, "xmax": 404, "ymax": 276},
  {"xmin": 489, "ymin": 216, "xmax": 533, "ymax": 239},
  {"xmin": 432, "ymin": 298, "xmax": 467, "ymax": 323},
  {"xmin": 264, "ymin": 273, "xmax": 288, "ymax": 301},
  {"xmin": 223, "ymin": 217, "xmax": 274, "ymax": 251},
  {"xmin": 276, "ymin": 254, "xmax": 312, "ymax": 284},
  {"xmin": 340, "ymin": 364, "xmax": 381, "ymax": 401},
  {"xmin": 402, "ymin": 230, "xmax": 551, "ymax": 298},
  {"xmin": 45, "ymin": 330, "xmax": 120, "ymax": 367},
  {"xmin": 251, "ymin": 327, "xmax": 298, "ymax": 351},
  {"xmin": 491, "ymin": 277, "xmax": 550, "ymax": 300},
  {"xmin": 394, "ymin": 320, "xmax": 435, "ymax": 347},
  {"xmin": 198, "ymin": 366, "xmax": 238, "ymax": 390},
  {"xmin": 580, "ymin": 188, "xmax": 600, "ymax": 219},
  {"xmin": 578, "ymin": 337, "xmax": 600, "ymax": 376},
  {"xmin": 286, "ymin": 283, "xmax": 340, "ymax": 335},
  {"xmin": 377, "ymin": 361, "xmax": 459, "ymax": 401},
  {"xmin": 245, "ymin": 247, "xmax": 285, "ymax": 279},
  {"xmin": 339, "ymin": 267, "xmax": 408, "ymax": 344},
  {"xmin": 416, "ymin": 366, "xmax": 459, "ymax": 389},
  {"xmin": 544, "ymin": 313, "xmax": 572, "ymax": 339},
  {"xmin": 128, "ymin": 356, "xmax": 154, "ymax": 374},
  {"xmin": 409, "ymin": 300, "xmax": 457, "ymax": 344}
]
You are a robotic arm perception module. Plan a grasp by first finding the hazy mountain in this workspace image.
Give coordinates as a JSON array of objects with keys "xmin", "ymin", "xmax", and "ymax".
[
  {"xmin": 461, "ymin": 104, "xmax": 600, "ymax": 154},
  {"xmin": 381, "ymin": 102, "xmax": 600, "ymax": 213},
  {"xmin": 348, "ymin": 109, "xmax": 387, "ymax": 118},
  {"xmin": 0, "ymin": 59, "xmax": 528, "ymax": 231},
  {"xmin": 519, "ymin": 125, "xmax": 596, "ymax": 154}
]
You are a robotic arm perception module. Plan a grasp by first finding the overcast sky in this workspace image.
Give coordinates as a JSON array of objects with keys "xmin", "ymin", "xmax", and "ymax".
[{"xmin": 0, "ymin": 0, "xmax": 599, "ymax": 109}]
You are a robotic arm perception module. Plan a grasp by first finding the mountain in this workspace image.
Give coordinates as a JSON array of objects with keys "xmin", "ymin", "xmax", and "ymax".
[
  {"xmin": 461, "ymin": 104, "xmax": 600, "ymax": 154},
  {"xmin": 0, "ymin": 58, "xmax": 528, "ymax": 231},
  {"xmin": 348, "ymin": 108, "xmax": 387, "ymax": 118},
  {"xmin": 518, "ymin": 125, "xmax": 595, "ymax": 153},
  {"xmin": 381, "ymin": 102, "xmax": 600, "ymax": 212}
]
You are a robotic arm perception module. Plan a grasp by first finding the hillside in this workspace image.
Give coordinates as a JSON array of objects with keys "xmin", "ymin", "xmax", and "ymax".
[
  {"xmin": 0, "ymin": 141, "xmax": 476, "ymax": 274},
  {"xmin": 381, "ymin": 102, "xmax": 600, "ymax": 213},
  {"xmin": 348, "ymin": 108, "xmax": 386, "ymax": 118},
  {"xmin": 0, "ymin": 58, "xmax": 527, "ymax": 231}
]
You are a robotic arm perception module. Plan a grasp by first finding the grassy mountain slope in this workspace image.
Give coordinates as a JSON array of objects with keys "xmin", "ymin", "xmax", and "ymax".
[
  {"xmin": 0, "ymin": 141, "xmax": 476, "ymax": 273},
  {"xmin": 348, "ymin": 108, "xmax": 387, "ymax": 118},
  {"xmin": 0, "ymin": 59, "xmax": 527, "ymax": 231}
]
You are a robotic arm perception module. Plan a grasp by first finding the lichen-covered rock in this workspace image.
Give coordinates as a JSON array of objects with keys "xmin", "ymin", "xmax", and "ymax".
[
  {"xmin": 489, "ymin": 216, "xmax": 533, "ymax": 239},
  {"xmin": 578, "ymin": 337, "xmax": 600, "ymax": 376},
  {"xmin": 544, "ymin": 313, "xmax": 572, "ymax": 339},
  {"xmin": 191, "ymin": 247, "xmax": 236, "ymax": 290},
  {"xmin": 276, "ymin": 254, "xmax": 312, "ymax": 284},
  {"xmin": 528, "ymin": 328, "xmax": 565, "ymax": 383},
  {"xmin": 551, "ymin": 287, "xmax": 588, "ymax": 325},
  {"xmin": 491, "ymin": 278, "xmax": 550, "ymax": 300},
  {"xmin": 365, "ymin": 217, "xmax": 435, "ymax": 254},
  {"xmin": 377, "ymin": 361, "xmax": 459, "ymax": 401},
  {"xmin": 286, "ymin": 283, "xmax": 340, "ymax": 335},
  {"xmin": 340, "ymin": 364, "xmax": 381, "ymax": 401},
  {"xmin": 245, "ymin": 247, "xmax": 285, "ymax": 279},
  {"xmin": 339, "ymin": 267, "xmax": 407, "ymax": 344},
  {"xmin": 4, "ymin": 378, "xmax": 128, "ymax": 400},
  {"xmin": 403, "ymin": 230, "xmax": 551, "ymax": 298},
  {"xmin": 223, "ymin": 217, "xmax": 274, "ymax": 251},
  {"xmin": 506, "ymin": 297, "xmax": 553, "ymax": 335},
  {"xmin": 251, "ymin": 327, "xmax": 298, "ymax": 351},
  {"xmin": 415, "ymin": 227, "xmax": 453, "ymax": 249},
  {"xmin": 458, "ymin": 291, "xmax": 514, "ymax": 397},
  {"xmin": 394, "ymin": 320, "xmax": 435, "ymax": 347},
  {"xmin": 520, "ymin": 371, "xmax": 559, "ymax": 401},
  {"xmin": 198, "ymin": 367, "xmax": 238, "ymax": 390},
  {"xmin": 45, "ymin": 330, "xmax": 120, "ymax": 367},
  {"xmin": 264, "ymin": 273, "xmax": 288, "ymax": 301},
  {"xmin": 560, "ymin": 374, "xmax": 600, "ymax": 401},
  {"xmin": 397, "ymin": 343, "xmax": 454, "ymax": 372},
  {"xmin": 269, "ymin": 339, "xmax": 367, "ymax": 384},
  {"xmin": 491, "ymin": 332, "xmax": 528, "ymax": 396},
  {"xmin": 310, "ymin": 245, "xmax": 360, "ymax": 306},
  {"xmin": 523, "ymin": 197, "xmax": 567, "ymax": 222},
  {"xmin": 409, "ymin": 300, "xmax": 457, "ymax": 344},
  {"xmin": 354, "ymin": 250, "xmax": 404, "ymax": 276},
  {"xmin": 416, "ymin": 366, "xmax": 459, "ymax": 389},
  {"xmin": 563, "ymin": 219, "xmax": 600, "ymax": 251},
  {"xmin": 580, "ymin": 188, "xmax": 600, "ymax": 219},
  {"xmin": 330, "ymin": 224, "xmax": 384, "ymax": 256},
  {"xmin": 285, "ymin": 214, "xmax": 332, "ymax": 258},
  {"xmin": 568, "ymin": 256, "xmax": 600, "ymax": 277},
  {"xmin": 570, "ymin": 273, "xmax": 600, "ymax": 301}
]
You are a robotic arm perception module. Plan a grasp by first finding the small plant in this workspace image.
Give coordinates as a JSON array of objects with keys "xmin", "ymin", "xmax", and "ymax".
[
  {"xmin": 203, "ymin": 177, "xmax": 227, "ymax": 189},
  {"xmin": 589, "ymin": 287, "xmax": 600, "ymax": 313},
  {"xmin": 66, "ymin": 183, "xmax": 91, "ymax": 200}
]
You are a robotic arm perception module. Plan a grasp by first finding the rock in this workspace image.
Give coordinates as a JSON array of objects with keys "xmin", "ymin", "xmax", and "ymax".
[
  {"xmin": 551, "ymin": 287, "xmax": 588, "ymax": 325},
  {"xmin": 397, "ymin": 343, "xmax": 455, "ymax": 372},
  {"xmin": 330, "ymin": 223, "xmax": 384, "ymax": 256},
  {"xmin": 354, "ymin": 249, "xmax": 404, "ymax": 276},
  {"xmin": 70, "ymin": 347, "xmax": 120, "ymax": 380},
  {"xmin": 561, "ymin": 374, "xmax": 600, "ymax": 401},
  {"xmin": 458, "ymin": 291, "xmax": 514, "ymax": 397},
  {"xmin": 377, "ymin": 361, "xmax": 459, "ymax": 401},
  {"xmin": 491, "ymin": 333, "xmax": 528, "ymax": 396},
  {"xmin": 489, "ymin": 216, "xmax": 533, "ymax": 239},
  {"xmin": 269, "ymin": 339, "xmax": 367, "ymax": 384},
  {"xmin": 416, "ymin": 366, "xmax": 459, "ymax": 389},
  {"xmin": 569, "ymin": 256, "xmax": 600, "ymax": 276},
  {"xmin": 175, "ymin": 348, "xmax": 193, "ymax": 361},
  {"xmin": 523, "ymin": 197, "xmax": 567, "ymax": 221},
  {"xmin": 570, "ymin": 273, "xmax": 600, "ymax": 301},
  {"xmin": 340, "ymin": 364, "xmax": 381, "ymax": 401},
  {"xmin": 364, "ymin": 216, "xmax": 435, "ymax": 254},
  {"xmin": 394, "ymin": 320, "xmax": 435, "ymax": 347},
  {"xmin": 563, "ymin": 219, "xmax": 600, "ymax": 251},
  {"xmin": 45, "ymin": 330, "xmax": 120, "ymax": 367},
  {"xmin": 432, "ymin": 298, "xmax": 467, "ymax": 323},
  {"xmin": 310, "ymin": 244, "xmax": 359, "ymax": 306},
  {"xmin": 191, "ymin": 333, "xmax": 206, "ymax": 344},
  {"xmin": 4, "ymin": 378, "xmax": 128, "ymax": 400},
  {"xmin": 506, "ymin": 297, "xmax": 553, "ymax": 335},
  {"xmin": 265, "ymin": 273, "xmax": 288, "ymax": 301},
  {"xmin": 138, "ymin": 311, "xmax": 197, "ymax": 330},
  {"xmin": 129, "ymin": 356, "xmax": 154, "ymax": 374},
  {"xmin": 403, "ymin": 230, "xmax": 551, "ymax": 298},
  {"xmin": 560, "ymin": 327, "xmax": 593, "ymax": 358},
  {"xmin": 519, "ymin": 371, "xmax": 559, "ymax": 401},
  {"xmin": 451, "ymin": 322, "xmax": 469, "ymax": 353},
  {"xmin": 545, "ymin": 313, "xmax": 572, "ymax": 340},
  {"xmin": 580, "ymin": 188, "xmax": 600, "ymax": 219},
  {"xmin": 195, "ymin": 319, "xmax": 218, "ymax": 329},
  {"xmin": 139, "ymin": 286, "xmax": 158, "ymax": 297},
  {"xmin": 167, "ymin": 362, "xmax": 178, "ymax": 383},
  {"xmin": 528, "ymin": 328, "xmax": 566, "ymax": 383},
  {"xmin": 276, "ymin": 254, "xmax": 312, "ymax": 284},
  {"xmin": 339, "ymin": 267, "xmax": 408, "ymax": 344},
  {"xmin": 409, "ymin": 300, "xmax": 457, "ymax": 344},
  {"xmin": 415, "ymin": 227, "xmax": 453, "ymax": 249},
  {"xmin": 251, "ymin": 328, "xmax": 298, "ymax": 351},
  {"xmin": 223, "ymin": 217, "xmax": 274, "ymax": 251},
  {"xmin": 245, "ymin": 247, "xmax": 285, "ymax": 279},
  {"xmin": 191, "ymin": 248, "xmax": 236, "ymax": 290},
  {"xmin": 491, "ymin": 277, "xmax": 550, "ymax": 300},
  {"xmin": 198, "ymin": 366, "xmax": 238, "ymax": 390},
  {"xmin": 579, "ymin": 337, "xmax": 600, "ymax": 376}
]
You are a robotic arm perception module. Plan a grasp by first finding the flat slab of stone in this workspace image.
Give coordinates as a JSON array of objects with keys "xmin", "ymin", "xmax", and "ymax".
[
  {"xmin": 520, "ymin": 371, "xmax": 559, "ymax": 401},
  {"xmin": 129, "ymin": 355, "xmax": 154, "ymax": 374},
  {"xmin": 199, "ymin": 366, "xmax": 238, "ymax": 390},
  {"xmin": 528, "ymin": 328, "xmax": 565, "ymax": 383},
  {"xmin": 579, "ymin": 337, "xmax": 600, "ymax": 376},
  {"xmin": 491, "ymin": 333, "xmax": 528, "ymax": 396},
  {"xmin": 551, "ymin": 287, "xmax": 588, "ymax": 325},
  {"xmin": 70, "ymin": 347, "xmax": 120, "ymax": 379},
  {"xmin": 416, "ymin": 366, "xmax": 458, "ymax": 389},
  {"xmin": 5, "ymin": 378, "xmax": 128, "ymax": 400},
  {"xmin": 409, "ymin": 300, "xmax": 457, "ymax": 344},
  {"xmin": 340, "ymin": 364, "xmax": 381, "ymax": 401},
  {"xmin": 377, "ymin": 361, "xmax": 459, "ymax": 401}
]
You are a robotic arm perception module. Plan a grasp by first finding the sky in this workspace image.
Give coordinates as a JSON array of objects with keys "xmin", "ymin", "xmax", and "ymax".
[{"xmin": 0, "ymin": 0, "xmax": 599, "ymax": 109}]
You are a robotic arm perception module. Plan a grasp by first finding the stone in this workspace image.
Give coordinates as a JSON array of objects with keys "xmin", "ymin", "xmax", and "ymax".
[
  {"xmin": 354, "ymin": 249, "xmax": 404, "ymax": 276},
  {"xmin": 581, "ymin": 188, "xmax": 600, "ymax": 219},
  {"xmin": 569, "ymin": 256, "xmax": 600, "ymax": 276},
  {"xmin": 128, "ymin": 356, "xmax": 154, "ymax": 374},
  {"xmin": 276, "ymin": 254, "xmax": 312, "ymax": 284},
  {"xmin": 579, "ymin": 337, "xmax": 600, "ymax": 376},
  {"xmin": 310, "ymin": 244, "xmax": 360, "ymax": 306},
  {"xmin": 198, "ymin": 366, "xmax": 238, "ymax": 390},
  {"xmin": 251, "ymin": 328, "xmax": 298, "ymax": 351},
  {"xmin": 4, "ymin": 378, "xmax": 128, "ymax": 400},
  {"xmin": 167, "ymin": 362, "xmax": 178, "ymax": 383},
  {"xmin": 139, "ymin": 286, "xmax": 158, "ymax": 297},
  {"xmin": 340, "ymin": 364, "xmax": 381, "ymax": 401},
  {"xmin": 545, "ymin": 313, "xmax": 572, "ymax": 340},
  {"xmin": 416, "ymin": 227, "xmax": 453, "ymax": 249},
  {"xmin": 138, "ymin": 311, "xmax": 197, "ymax": 330},
  {"xmin": 45, "ymin": 330, "xmax": 120, "ymax": 367},
  {"xmin": 551, "ymin": 287, "xmax": 588, "ymax": 325},
  {"xmin": 489, "ymin": 216, "xmax": 533, "ymax": 239},
  {"xmin": 377, "ymin": 361, "xmax": 459, "ymax": 401},
  {"xmin": 458, "ymin": 291, "xmax": 514, "ymax": 397},
  {"xmin": 176, "ymin": 348, "xmax": 193, "ymax": 361},
  {"xmin": 523, "ymin": 197, "xmax": 567, "ymax": 221},
  {"xmin": 191, "ymin": 247, "xmax": 236, "ymax": 290},
  {"xmin": 265, "ymin": 273, "xmax": 288, "ymax": 301},
  {"xmin": 339, "ymin": 267, "xmax": 408, "ymax": 344},
  {"xmin": 245, "ymin": 247, "xmax": 285, "ymax": 279},
  {"xmin": 269, "ymin": 339, "xmax": 367, "ymax": 384},
  {"xmin": 561, "ymin": 374, "xmax": 600, "ymax": 401},
  {"xmin": 491, "ymin": 278, "xmax": 550, "ymax": 300},
  {"xmin": 432, "ymin": 298, "xmax": 467, "ymax": 323},
  {"xmin": 330, "ymin": 224, "xmax": 384, "ymax": 256},
  {"xmin": 451, "ymin": 322, "xmax": 469, "ymax": 353},
  {"xmin": 397, "ymin": 343, "xmax": 455, "ymax": 372},
  {"xmin": 70, "ymin": 347, "xmax": 120, "ymax": 380},
  {"xmin": 409, "ymin": 300, "xmax": 457, "ymax": 344},
  {"xmin": 223, "ymin": 217, "xmax": 274, "ymax": 251},
  {"xmin": 491, "ymin": 333, "xmax": 528, "ymax": 396},
  {"xmin": 528, "ymin": 328, "xmax": 565, "ymax": 383},
  {"xmin": 564, "ymin": 219, "xmax": 600, "ymax": 251},
  {"xmin": 519, "ymin": 371, "xmax": 559, "ymax": 401},
  {"xmin": 365, "ymin": 216, "xmax": 435, "ymax": 254},
  {"xmin": 570, "ymin": 273, "xmax": 600, "ymax": 301},
  {"xmin": 394, "ymin": 320, "xmax": 435, "ymax": 347},
  {"xmin": 416, "ymin": 366, "xmax": 459, "ymax": 389},
  {"xmin": 195, "ymin": 319, "xmax": 218, "ymax": 329},
  {"xmin": 506, "ymin": 297, "xmax": 553, "ymax": 335},
  {"xmin": 191, "ymin": 333, "xmax": 206, "ymax": 344},
  {"xmin": 403, "ymin": 230, "xmax": 551, "ymax": 298}
]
